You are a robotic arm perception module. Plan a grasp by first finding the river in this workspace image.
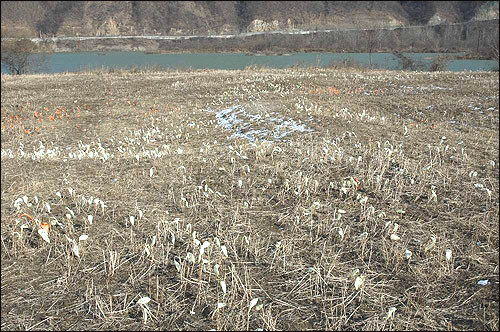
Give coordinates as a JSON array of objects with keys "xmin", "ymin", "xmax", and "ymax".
[{"xmin": 1, "ymin": 51, "xmax": 498, "ymax": 74}]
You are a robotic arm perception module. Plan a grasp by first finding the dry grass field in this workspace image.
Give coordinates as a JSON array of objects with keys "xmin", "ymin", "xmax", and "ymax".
[{"xmin": 1, "ymin": 66, "xmax": 498, "ymax": 330}]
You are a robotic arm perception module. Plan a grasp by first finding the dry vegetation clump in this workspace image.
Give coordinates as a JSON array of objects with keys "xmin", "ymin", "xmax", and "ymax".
[{"xmin": 1, "ymin": 66, "xmax": 498, "ymax": 331}]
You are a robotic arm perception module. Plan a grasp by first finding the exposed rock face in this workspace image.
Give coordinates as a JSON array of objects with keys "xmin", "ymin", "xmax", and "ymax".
[
  {"xmin": 428, "ymin": 14, "xmax": 444, "ymax": 25},
  {"xmin": 247, "ymin": 19, "xmax": 281, "ymax": 32}
]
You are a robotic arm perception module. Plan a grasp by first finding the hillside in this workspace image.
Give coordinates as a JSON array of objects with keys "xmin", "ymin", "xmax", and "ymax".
[{"xmin": 1, "ymin": 1, "xmax": 499, "ymax": 38}]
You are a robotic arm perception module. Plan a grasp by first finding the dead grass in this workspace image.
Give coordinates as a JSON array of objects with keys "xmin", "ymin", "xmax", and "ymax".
[{"xmin": 1, "ymin": 66, "xmax": 499, "ymax": 331}]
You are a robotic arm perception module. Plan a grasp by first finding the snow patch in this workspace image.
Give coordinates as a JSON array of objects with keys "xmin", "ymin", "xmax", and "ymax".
[{"xmin": 208, "ymin": 104, "xmax": 313, "ymax": 143}]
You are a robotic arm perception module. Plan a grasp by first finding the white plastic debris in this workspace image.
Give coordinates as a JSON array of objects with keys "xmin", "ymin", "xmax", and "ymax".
[{"xmin": 477, "ymin": 279, "xmax": 489, "ymax": 286}]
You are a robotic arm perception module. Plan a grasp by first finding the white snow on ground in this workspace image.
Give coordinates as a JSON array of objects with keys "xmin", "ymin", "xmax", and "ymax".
[{"xmin": 208, "ymin": 104, "xmax": 313, "ymax": 143}]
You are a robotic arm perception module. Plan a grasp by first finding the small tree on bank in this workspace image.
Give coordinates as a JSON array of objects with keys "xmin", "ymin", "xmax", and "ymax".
[
  {"xmin": 1, "ymin": 39, "xmax": 48, "ymax": 75},
  {"xmin": 365, "ymin": 29, "xmax": 384, "ymax": 66},
  {"xmin": 489, "ymin": 26, "xmax": 499, "ymax": 61}
]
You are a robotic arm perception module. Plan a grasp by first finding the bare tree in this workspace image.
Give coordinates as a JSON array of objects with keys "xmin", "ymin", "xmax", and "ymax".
[
  {"xmin": 1, "ymin": 39, "xmax": 48, "ymax": 75},
  {"xmin": 365, "ymin": 30, "xmax": 376, "ymax": 65},
  {"xmin": 392, "ymin": 51, "xmax": 427, "ymax": 71},
  {"xmin": 489, "ymin": 26, "xmax": 499, "ymax": 61},
  {"xmin": 364, "ymin": 28, "xmax": 385, "ymax": 66},
  {"xmin": 429, "ymin": 55, "xmax": 451, "ymax": 71},
  {"xmin": 475, "ymin": 28, "xmax": 483, "ymax": 55},
  {"xmin": 353, "ymin": 19, "xmax": 385, "ymax": 66}
]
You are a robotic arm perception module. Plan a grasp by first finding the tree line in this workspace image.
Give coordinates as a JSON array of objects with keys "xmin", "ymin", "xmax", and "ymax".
[{"xmin": 2, "ymin": 19, "xmax": 498, "ymax": 75}]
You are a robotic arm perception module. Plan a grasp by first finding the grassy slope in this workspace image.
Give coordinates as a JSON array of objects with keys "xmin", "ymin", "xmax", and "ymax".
[{"xmin": 1, "ymin": 66, "xmax": 498, "ymax": 330}]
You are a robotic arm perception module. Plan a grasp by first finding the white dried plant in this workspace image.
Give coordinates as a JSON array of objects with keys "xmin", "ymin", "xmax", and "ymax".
[
  {"xmin": 220, "ymin": 245, "xmax": 228, "ymax": 258},
  {"xmin": 354, "ymin": 276, "xmax": 365, "ymax": 290},
  {"xmin": 249, "ymin": 298, "xmax": 259, "ymax": 311},
  {"xmin": 424, "ymin": 235, "xmax": 436, "ymax": 253},
  {"xmin": 385, "ymin": 307, "xmax": 397, "ymax": 320},
  {"xmin": 390, "ymin": 234, "xmax": 400, "ymax": 241},
  {"xmin": 173, "ymin": 257, "xmax": 181, "ymax": 272},
  {"xmin": 445, "ymin": 249, "xmax": 452, "ymax": 261},
  {"xmin": 38, "ymin": 228, "xmax": 50, "ymax": 243},
  {"xmin": 405, "ymin": 249, "xmax": 412, "ymax": 260},
  {"xmin": 186, "ymin": 252, "xmax": 196, "ymax": 264},
  {"xmin": 137, "ymin": 296, "xmax": 152, "ymax": 324},
  {"xmin": 220, "ymin": 280, "xmax": 227, "ymax": 295}
]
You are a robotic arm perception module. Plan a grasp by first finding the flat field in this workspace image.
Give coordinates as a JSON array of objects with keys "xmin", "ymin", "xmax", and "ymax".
[{"xmin": 1, "ymin": 66, "xmax": 498, "ymax": 330}]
